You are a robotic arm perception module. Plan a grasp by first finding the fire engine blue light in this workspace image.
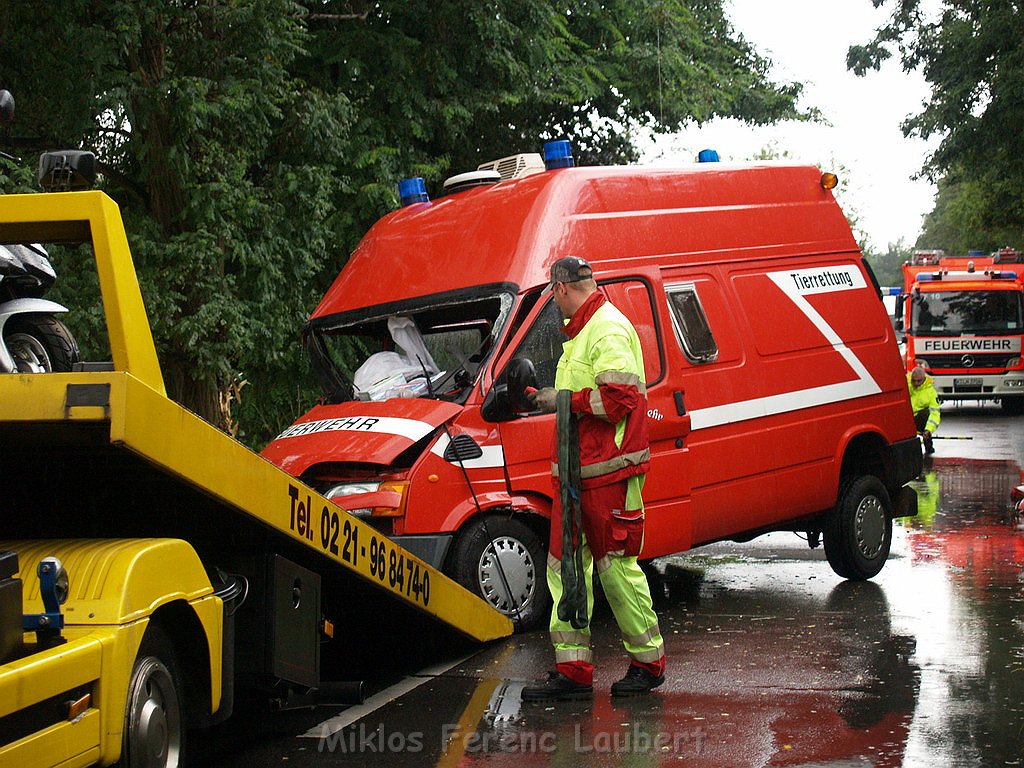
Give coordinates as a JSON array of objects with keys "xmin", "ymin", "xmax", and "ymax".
[
  {"xmin": 886, "ymin": 287, "xmax": 902, "ymax": 295},
  {"xmin": 918, "ymin": 274, "xmax": 934, "ymax": 281},
  {"xmin": 697, "ymin": 149, "xmax": 720, "ymax": 163},
  {"xmin": 543, "ymin": 140, "xmax": 574, "ymax": 170},
  {"xmin": 968, "ymin": 249, "xmax": 985, "ymax": 257},
  {"xmin": 398, "ymin": 177, "xmax": 429, "ymax": 206}
]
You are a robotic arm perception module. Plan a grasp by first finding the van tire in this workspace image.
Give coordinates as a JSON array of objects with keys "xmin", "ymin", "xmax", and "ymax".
[
  {"xmin": 824, "ymin": 476, "xmax": 893, "ymax": 581},
  {"xmin": 120, "ymin": 625, "xmax": 186, "ymax": 768},
  {"xmin": 450, "ymin": 516, "xmax": 550, "ymax": 632}
]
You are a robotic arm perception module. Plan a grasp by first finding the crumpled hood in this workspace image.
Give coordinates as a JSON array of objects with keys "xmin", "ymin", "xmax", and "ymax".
[{"xmin": 261, "ymin": 399, "xmax": 462, "ymax": 476}]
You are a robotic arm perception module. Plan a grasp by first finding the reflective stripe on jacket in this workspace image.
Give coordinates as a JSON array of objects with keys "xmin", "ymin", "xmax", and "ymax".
[
  {"xmin": 552, "ymin": 292, "xmax": 650, "ymax": 488},
  {"xmin": 907, "ymin": 371, "xmax": 941, "ymax": 433}
]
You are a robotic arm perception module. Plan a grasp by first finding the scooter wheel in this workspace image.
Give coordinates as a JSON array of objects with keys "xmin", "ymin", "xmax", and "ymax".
[{"xmin": 3, "ymin": 314, "xmax": 80, "ymax": 373}]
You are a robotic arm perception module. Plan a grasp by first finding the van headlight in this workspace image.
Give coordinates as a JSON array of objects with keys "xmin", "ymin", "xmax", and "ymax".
[
  {"xmin": 324, "ymin": 482, "xmax": 381, "ymax": 517},
  {"xmin": 324, "ymin": 481, "xmax": 409, "ymax": 518}
]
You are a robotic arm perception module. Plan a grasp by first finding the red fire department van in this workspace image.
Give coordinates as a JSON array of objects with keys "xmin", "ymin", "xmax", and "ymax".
[
  {"xmin": 261, "ymin": 145, "xmax": 922, "ymax": 629},
  {"xmin": 897, "ymin": 248, "xmax": 1024, "ymax": 413}
]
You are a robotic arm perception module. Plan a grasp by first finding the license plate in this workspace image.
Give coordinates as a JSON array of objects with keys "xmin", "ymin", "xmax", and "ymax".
[{"xmin": 954, "ymin": 378, "xmax": 982, "ymax": 387}]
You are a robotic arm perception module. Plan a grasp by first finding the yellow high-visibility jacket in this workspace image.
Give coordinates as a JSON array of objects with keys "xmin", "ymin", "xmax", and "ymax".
[{"xmin": 908, "ymin": 372, "xmax": 941, "ymax": 433}]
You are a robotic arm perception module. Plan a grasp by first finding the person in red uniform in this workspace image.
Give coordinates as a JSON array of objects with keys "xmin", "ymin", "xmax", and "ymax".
[{"xmin": 521, "ymin": 256, "xmax": 665, "ymax": 701}]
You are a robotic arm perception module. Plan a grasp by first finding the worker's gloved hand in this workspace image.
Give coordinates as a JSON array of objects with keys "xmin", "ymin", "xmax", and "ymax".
[
  {"xmin": 529, "ymin": 387, "xmax": 558, "ymax": 413},
  {"xmin": 923, "ymin": 430, "xmax": 931, "ymax": 438}
]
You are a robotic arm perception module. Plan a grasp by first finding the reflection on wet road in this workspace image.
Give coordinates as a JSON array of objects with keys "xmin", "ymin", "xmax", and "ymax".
[{"xmin": 198, "ymin": 408, "xmax": 1024, "ymax": 767}]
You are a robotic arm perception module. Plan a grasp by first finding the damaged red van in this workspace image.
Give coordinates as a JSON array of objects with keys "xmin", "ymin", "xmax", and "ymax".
[{"xmin": 261, "ymin": 143, "xmax": 922, "ymax": 629}]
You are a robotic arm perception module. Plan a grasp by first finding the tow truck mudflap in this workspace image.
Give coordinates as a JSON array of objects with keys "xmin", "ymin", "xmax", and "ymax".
[{"xmin": 888, "ymin": 436, "xmax": 924, "ymax": 518}]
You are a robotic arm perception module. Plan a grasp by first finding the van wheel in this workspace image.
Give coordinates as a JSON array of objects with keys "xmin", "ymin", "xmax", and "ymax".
[
  {"xmin": 450, "ymin": 516, "xmax": 550, "ymax": 632},
  {"xmin": 120, "ymin": 625, "xmax": 185, "ymax": 768},
  {"xmin": 824, "ymin": 476, "xmax": 893, "ymax": 581}
]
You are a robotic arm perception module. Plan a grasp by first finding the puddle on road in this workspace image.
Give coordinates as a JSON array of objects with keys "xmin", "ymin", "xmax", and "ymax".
[
  {"xmin": 268, "ymin": 454, "xmax": 1024, "ymax": 768},
  {"xmin": 429, "ymin": 455, "xmax": 1024, "ymax": 768}
]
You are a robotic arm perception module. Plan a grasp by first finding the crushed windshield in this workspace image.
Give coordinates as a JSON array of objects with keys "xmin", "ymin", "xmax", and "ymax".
[
  {"xmin": 911, "ymin": 290, "xmax": 1024, "ymax": 336},
  {"xmin": 307, "ymin": 292, "xmax": 513, "ymax": 403}
]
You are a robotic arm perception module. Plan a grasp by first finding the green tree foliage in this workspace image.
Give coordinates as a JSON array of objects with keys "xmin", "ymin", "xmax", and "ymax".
[
  {"xmin": 849, "ymin": 1, "xmax": 1024, "ymax": 248},
  {"xmin": 1, "ymin": 1, "xmax": 802, "ymax": 446},
  {"xmin": 917, "ymin": 173, "xmax": 1024, "ymax": 253},
  {"xmin": 863, "ymin": 239, "xmax": 914, "ymax": 288}
]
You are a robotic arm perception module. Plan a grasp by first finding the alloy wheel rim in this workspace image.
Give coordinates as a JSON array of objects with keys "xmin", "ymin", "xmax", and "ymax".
[
  {"xmin": 6, "ymin": 332, "xmax": 51, "ymax": 373},
  {"xmin": 127, "ymin": 658, "xmax": 182, "ymax": 768}
]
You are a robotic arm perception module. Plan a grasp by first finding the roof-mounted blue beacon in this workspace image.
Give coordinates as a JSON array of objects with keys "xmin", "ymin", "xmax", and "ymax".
[
  {"xmin": 398, "ymin": 177, "xmax": 430, "ymax": 207},
  {"xmin": 543, "ymin": 140, "xmax": 575, "ymax": 170}
]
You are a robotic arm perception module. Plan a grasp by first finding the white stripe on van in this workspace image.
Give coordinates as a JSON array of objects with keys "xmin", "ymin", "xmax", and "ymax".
[
  {"xmin": 430, "ymin": 434, "xmax": 506, "ymax": 469},
  {"xmin": 690, "ymin": 266, "xmax": 881, "ymax": 430},
  {"xmin": 275, "ymin": 415, "xmax": 436, "ymax": 442}
]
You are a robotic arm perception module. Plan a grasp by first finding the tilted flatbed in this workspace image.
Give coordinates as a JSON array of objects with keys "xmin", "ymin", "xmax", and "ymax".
[{"xmin": 0, "ymin": 191, "xmax": 512, "ymax": 767}]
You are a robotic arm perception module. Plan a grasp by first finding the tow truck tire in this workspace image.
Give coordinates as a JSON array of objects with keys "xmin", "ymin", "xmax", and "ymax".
[
  {"xmin": 120, "ymin": 625, "xmax": 185, "ymax": 768},
  {"xmin": 3, "ymin": 314, "xmax": 80, "ymax": 373},
  {"xmin": 824, "ymin": 475, "xmax": 893, "ymax": 581},
  {"xmin": 450, "ymin": 516, "xmax": 550, "ymax": 632}
]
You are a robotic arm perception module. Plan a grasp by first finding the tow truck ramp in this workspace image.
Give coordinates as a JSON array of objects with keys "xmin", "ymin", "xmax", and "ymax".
[{"xmin": 0, "ymin": 191, "xmax": 511, "ymax": 768}]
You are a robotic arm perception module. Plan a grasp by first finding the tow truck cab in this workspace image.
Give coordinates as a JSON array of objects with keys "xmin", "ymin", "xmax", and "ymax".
[{"xmin": 262, "ymin": 145, "xmax": 923, "ymax": 630}]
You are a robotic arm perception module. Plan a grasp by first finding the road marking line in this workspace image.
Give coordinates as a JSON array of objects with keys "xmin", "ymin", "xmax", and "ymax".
[{"xmin": 299, "ymin": 651, "xmax": 479, "ymax": 738}]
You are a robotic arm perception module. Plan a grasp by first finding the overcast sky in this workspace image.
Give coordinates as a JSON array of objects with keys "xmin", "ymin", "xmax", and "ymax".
[{"xmin": 641, "ymin": 0, "xmax": 940, "ymax": 251}]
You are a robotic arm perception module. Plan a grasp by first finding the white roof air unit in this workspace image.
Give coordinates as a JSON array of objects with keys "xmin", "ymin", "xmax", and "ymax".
[{"xmin": 477, "ymin": 153, "xmax": 546, "ymax": 181}]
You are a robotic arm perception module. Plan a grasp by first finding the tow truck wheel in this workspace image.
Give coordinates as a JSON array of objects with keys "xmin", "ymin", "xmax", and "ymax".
[
  {"xmin": 450, "ymin": 516, "xmax": 550, "ymax": 632},
  {"xmin": 121, "ymin": 625, "xmax": 185, "ymax": 768},
  {"xmin": 3, "ymin": 314, "xmax": 80, "ymax": 373},
  {"xmin": 824, "ymin": 475, "xmax": 893, "ymax": 581}
]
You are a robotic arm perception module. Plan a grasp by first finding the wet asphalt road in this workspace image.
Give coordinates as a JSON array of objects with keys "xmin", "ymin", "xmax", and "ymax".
[{"xmin": 195, "ymin": 404, "xmax": 1024, "ymax": 767}]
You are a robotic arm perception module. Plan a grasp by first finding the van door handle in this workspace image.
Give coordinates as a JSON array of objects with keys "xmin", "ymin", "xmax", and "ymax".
[{"xmin": 672, "ymin": 390, "xmax": 691, "ymax": 447}]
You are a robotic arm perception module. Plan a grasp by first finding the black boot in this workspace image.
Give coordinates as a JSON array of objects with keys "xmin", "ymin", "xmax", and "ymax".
[
  {"xmin": 611, "ymin": 664, "xmax": 664, "ymax": 697},
  {"xmin": 521, "ymin": 671, "xmax": 593, "ymax": 702}
]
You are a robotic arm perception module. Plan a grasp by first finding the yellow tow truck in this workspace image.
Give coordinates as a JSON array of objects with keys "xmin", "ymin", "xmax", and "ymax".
[{"xmin": 0, "ymin": 172, "xmax": 512, "ymax": 766}]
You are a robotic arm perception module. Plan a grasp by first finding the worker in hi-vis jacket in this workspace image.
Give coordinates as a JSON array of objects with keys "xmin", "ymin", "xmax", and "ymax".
[
  {"xmin": 521, "ymin": 256, "xmax": 666, "ymax": 701},
  {"xmin": 908, "ymin": 366, "xmax": 941, "ymax": 455}
]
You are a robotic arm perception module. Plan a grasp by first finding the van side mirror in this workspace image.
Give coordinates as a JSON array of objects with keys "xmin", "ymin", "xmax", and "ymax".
[{"xmin": 507, "ymin": 357, "xmax": 538, "ymax": 413}]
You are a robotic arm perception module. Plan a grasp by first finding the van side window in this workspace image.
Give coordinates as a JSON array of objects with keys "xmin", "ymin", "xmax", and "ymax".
[
  {"xmin": 511, "ymin": 299, "xmax": 565, "ymax": 388},
  {"xmin": 666, "ymin": 285, "xmax": 718, "ymax": 363}
]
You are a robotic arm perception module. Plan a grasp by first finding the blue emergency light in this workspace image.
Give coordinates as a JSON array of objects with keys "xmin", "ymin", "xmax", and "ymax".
[
  {"xmin": 398, "ymin": 177, "xmax": 429, "ymax": 206},
  {"xmin": 697, "ymin": 149, "xmax": 720, "ymax": 163},
  {"xmin": 543, "ymin": 140, "xmax": 574, "ymax": 170}
]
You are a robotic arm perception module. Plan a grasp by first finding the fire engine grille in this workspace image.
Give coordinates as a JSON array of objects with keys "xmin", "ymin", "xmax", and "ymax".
[{"xmin": 928, "ymin": 354, "xmax": 1017, "ymax": 370}]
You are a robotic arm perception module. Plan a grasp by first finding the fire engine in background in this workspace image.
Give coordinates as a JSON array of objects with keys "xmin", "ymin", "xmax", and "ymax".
[{"xmin": 897, "ymin": 248, "xmax": 1024, "ymax": 414}]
